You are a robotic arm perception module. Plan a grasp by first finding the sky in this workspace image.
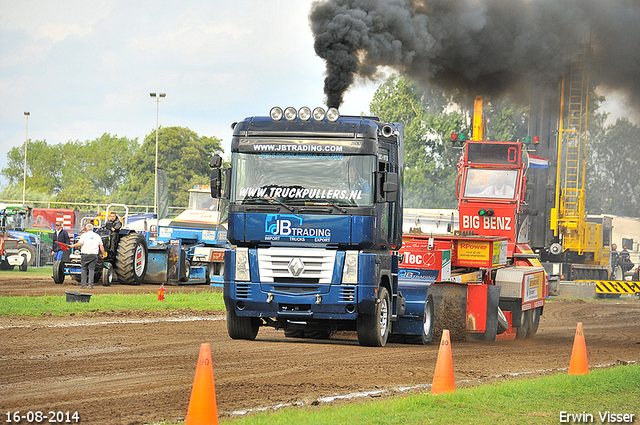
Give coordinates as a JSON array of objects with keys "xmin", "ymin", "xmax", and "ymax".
[
  {"xmin": 0, "ymin": 0, "xmax": 380, "ymax": 188},
  {"xmin": 1, "ymin": 0, "xmax": 637, "ymax": 191}
]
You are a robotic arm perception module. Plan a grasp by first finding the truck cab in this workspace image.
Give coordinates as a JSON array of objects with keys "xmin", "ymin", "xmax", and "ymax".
[{"xmin": 215, "ymin": 107, "xmax": 430, "ymax": 347}]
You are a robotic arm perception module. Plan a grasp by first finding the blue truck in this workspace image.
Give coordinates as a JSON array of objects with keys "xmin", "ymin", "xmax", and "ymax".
[{"xmin": 211, "ymin": 106, "xmax": 434, "ymax": 347}]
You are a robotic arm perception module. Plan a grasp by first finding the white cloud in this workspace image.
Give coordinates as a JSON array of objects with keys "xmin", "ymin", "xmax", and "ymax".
[{"xmin": 0, "ymin": 0, "xmax": 381, "ymax": 189}]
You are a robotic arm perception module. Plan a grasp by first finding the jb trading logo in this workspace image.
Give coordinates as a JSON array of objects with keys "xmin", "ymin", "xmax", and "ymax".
[{"xmin": 264, "ymin": 214, "xmax": 331, "ymax": 242}]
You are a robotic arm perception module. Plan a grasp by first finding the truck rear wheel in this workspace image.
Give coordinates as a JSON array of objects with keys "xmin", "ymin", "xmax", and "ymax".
[
  {"xmin": 357, "ymin": 286, "xmax": 391, "ymax": 347},
  {"xmin": 407, "ymin": 294, "xmax": 435, "ymax": 345},
  {"xmin": 515, "ymin": 309, "xmax": 531, "ymax": 339},
  {"xmin": 115, "ymin": 233, "xmax": 147, "ymax": 285},
  {"xmin": 227, "ymin": 309, "xmax": 259, "ymax": 340},
  {"xmin": 525, "ymin": 307, "xmax": 541, "ymax": 338}
]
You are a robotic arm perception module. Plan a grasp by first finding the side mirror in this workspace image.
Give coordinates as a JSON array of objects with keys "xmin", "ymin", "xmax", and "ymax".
[
  {"xmin": 209, "ymin": 154, "xmax": 222, "ymax": 168},
  {"xmin": 210, "ymin": 168, "xmax": 222, "ymax": 198},
  {"xmin": 383, "ymin": 172, "xmax": 399, "ymax": 201}
]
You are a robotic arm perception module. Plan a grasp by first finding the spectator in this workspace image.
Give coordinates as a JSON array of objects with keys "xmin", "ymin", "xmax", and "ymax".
[
  {"xmin": 51, "ymin": 221, "xmax": 70, "ymax": 262},
  {"xmin": 620, "ymin": 245, "xmax": 635, "ymax": 274},
  {"xmin": 610, "ymin": 243, "xmax": 620, "ymax": 270},
  {"xmin": 68, "ymin": 223, "xmax": 105, "ymax": 289}
]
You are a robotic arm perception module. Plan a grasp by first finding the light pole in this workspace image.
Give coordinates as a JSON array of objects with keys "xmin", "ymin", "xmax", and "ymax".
[
  {"xmin": 22, "ymin": 112, "xmax": 30, "ymax": 205},
  {"xmin": 150, "ymin": 93, "xmax": 166, "ymax": 233}
]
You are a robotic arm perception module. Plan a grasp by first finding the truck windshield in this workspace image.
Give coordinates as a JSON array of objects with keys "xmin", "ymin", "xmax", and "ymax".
[
  {"xmin": 463, "ymin": 169, "xmax": 518, "ymax": 199},
  {"xmin": 231, "ymin": 152, "xmax": 375, "ymax": 207},
  {"xmin": 189, "ymin": 191, "xmax": 224, "ymax": 211}
]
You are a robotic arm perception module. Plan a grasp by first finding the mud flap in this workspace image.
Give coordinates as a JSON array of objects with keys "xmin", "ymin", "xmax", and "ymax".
[
  {"xmin": 429, "ymin": 283, "xmax": 467, "ymax": 342},
  {"xmin": 430, "ymin": 283, "xmax": 500, "ymax": 342},
  {"xmin": 468, "ymin": 285, "xmax": 500, "ymax": 342}
]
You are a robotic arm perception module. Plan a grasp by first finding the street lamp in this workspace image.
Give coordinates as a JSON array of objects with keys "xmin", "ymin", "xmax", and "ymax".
[
  {"xmin": 149, "ymin": 93, "xmax": 166, "ymax": 232},
  {"xmin": 22, "ymin": 112, "xmax": 30, "ymax": 205}
]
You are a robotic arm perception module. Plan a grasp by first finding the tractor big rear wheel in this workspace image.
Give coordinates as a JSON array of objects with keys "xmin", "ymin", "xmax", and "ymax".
[
  {"xmin": 18, "ymin": 243, "xmax": 37, "ymax": 267},
  {"xmin": 115, "ymin": 233, "xmax": 147, "ymax": 285}
]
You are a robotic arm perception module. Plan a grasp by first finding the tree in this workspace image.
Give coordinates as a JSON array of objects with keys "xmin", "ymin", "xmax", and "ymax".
[
  {"xmin": 586, "ymin": 117, "xmax": 640, "ymax": 216},
  {"xmin": 116, "ymin": 127, "xmax": 224, "ymax": 207},
  {"xmin": 370, "ymin": 75, "xmax": 465, "ymax": 209},
  {"xmin": 369, "ymin": 75, "xmax": 535, "ymax": 209},
  {"xmin": 1, "ymin": 135, "xmax": 140, "ymax": 205}
]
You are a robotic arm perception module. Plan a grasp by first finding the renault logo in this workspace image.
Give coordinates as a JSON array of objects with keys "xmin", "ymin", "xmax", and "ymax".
[{"xmin": 287, "ymin": 257, "xmax": 305, "ymax": 277}]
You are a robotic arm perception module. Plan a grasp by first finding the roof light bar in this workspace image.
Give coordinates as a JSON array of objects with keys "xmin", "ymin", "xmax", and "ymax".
[
  {"xmin": 298, "ymin": 106, "xmax": 311, "ymax": 121},
  {"xmin": 269, "ymin": 106, "xmax": 340, "ymax": 122},
  {"xmin": 270, "ymin": 107, "xmax": 283, "ymax": 121},
  {"xmin": 284, "ymin": 107, "xmax": 297, "ymax": 121}
]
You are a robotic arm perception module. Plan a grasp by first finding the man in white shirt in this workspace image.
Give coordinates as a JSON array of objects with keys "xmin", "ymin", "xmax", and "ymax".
[{"xmin": 68, "ymin": 223, "xmax": 105, "ymax": 289}]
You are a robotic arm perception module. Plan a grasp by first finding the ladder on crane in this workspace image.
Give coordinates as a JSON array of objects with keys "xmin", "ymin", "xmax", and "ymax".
[{"xmin": 553, "ymin": 48, "xmax": 590, "ymax": 252}]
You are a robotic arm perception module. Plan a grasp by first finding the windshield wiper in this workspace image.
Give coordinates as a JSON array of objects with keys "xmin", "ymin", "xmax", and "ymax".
[
  {"xmin": 318, "ymin": 200, "xmax": 347, "ymax": 213},
  {"xmin": 267, "ymin": 197, "xmax": 294, "ymax": 212},
  {"xmin": 241, "ymin": 196, "xmax": 294, "ymax": 212}
]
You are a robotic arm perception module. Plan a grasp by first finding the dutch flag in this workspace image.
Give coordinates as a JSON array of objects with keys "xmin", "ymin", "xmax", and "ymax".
[{"xmin": 528, "ymin": 154, "xmax": 549, "ymax": 169}]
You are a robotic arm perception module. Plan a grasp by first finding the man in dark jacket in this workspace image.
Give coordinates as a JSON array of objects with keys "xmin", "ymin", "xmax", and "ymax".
[
  {"xmin": 104, "ymin": 212, "xmax": 122, "ymax": 254},
  {"xmin": 51, "ymin": 221, "xmax": 70, "ymax": 261}
]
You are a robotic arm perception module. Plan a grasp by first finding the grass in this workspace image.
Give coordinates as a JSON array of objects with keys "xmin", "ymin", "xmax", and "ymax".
[
  {"xmin": 0, "ymin": 266, "xmax": 52, "ymax": 277},
  {"xmin": 208, "ymin": 363, "xmax": 640, "ymax": 424},
  {"xmin": 0, "ymin": 291, "xmax": 225, "ymax": 316}
]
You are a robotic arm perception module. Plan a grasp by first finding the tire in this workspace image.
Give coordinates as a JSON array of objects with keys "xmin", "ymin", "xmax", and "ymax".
[
  {"xmin": 52, "ymin": 260, "xmax": 65, "ymax": 284},
  {"xmin": 525, "ymin": 307, "xmax": 541, "ymax": 338},
  {"xmin": 357, "ymin": 286, "xmax": 391, "ymax": 347},
  {"xmin": 17, "ymin": 242, "xmax": 37, "ymax": 267},
  {"xmin": 515, "ymin": 308, "xmax": 530, "ymax": 339},
  {"xmin": 497, "ymin": 307, "xmax": 509, "ymax": 334},
  {"xmin": 305, "ymin": 329, "xmax": 332, "ymax": 340},
  {"xmin": 179, "ymin": 260, "xmax": 190, "ymax": 283},
  {"xmin": 227, "ymin": 309, "xmax": 259, "ymax": 340},
  {"xmin": 284, "ymin": 329, "xmax": 305, "ymax": 338},
  {"xmin": 19, "ymin": 255, "xmax": 28, "ymax": 272},
  {"xmin": 101, "ymin": 266, "xmax": 113, "ymax": 286},
  {"xmin": 0, "ymin": 260, "xmax": 14, "ymax": 271},
  {"xmin": 412, "ymin": 295, "xmax": 435, "ymax": 345},
  {"xmin": 115, "ymin": 233, "xmax": 147, "ymax": 285}
]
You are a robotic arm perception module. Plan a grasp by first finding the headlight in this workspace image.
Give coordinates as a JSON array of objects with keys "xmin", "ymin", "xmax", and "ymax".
[
  {"xmin": 235, "ymin": 247, "xmax": 250, "ymax": 281},
  {"xmin": 326, "ymin": 107, "xmax": 340, "ymax": 122},
  {"xmin": 342, "ymin": 250, "xmax": 359, "ymax": 284},
  {"xmin": 284, "ymin": 107, "xmax": 297, "ymax": 121},
  {"xmin": 270, "ymin": 106, "xmax": 283, "ymax": 121},
  {"xmin": 312, "ymin": 107, "xmax": 326, "ymax": 121},
  {"xmin": 298, "ymin": 106, "xmax": 311, "ymax": 121}
]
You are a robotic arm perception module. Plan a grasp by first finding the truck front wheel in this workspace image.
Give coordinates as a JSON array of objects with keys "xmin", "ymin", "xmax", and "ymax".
[
  {"xmin": 227, "ymin": 309, "xmax": 259, "ymax": 340},
  {"xmin": 357, "ymin": 286, "xmax": 391, "ymax": 347}
]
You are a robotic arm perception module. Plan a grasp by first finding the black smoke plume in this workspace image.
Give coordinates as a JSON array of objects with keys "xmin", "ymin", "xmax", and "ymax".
[{"xmin": 310, "ymin": 0, "xmax": 640, "ymax": 110}]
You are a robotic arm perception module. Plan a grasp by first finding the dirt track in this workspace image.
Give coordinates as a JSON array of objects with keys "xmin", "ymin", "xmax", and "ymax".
[{"xmin": 1, "ymin": 275, "xmax": 639, "ymax": 425}]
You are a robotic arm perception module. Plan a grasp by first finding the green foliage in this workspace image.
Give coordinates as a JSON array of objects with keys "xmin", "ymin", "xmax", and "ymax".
[
  {"xmin": 116, "ymin": 127, "xmax": 223, "ymax": 206},
  {"xmin": 1, "ymin": 128, "xmax": 223, "ymax": 209},
  {"xmin": 370, "ymin": 75, "xmax": 533, "ymax": 208},
  {"xmin": 586, "ymin": 116, "xmax": 640, "ymax": 216}
]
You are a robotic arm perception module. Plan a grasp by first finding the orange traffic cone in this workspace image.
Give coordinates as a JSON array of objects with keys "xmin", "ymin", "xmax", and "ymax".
[
  {"xmin": 431, "ymin": 329, "xmax": 455, "ymax": 394},
  {"xmin": 185, "ymin": 343, "xmax": 219, "ymax": 425},
  {"xmin": 568, "ymin": 322, "xmax": 589, "ymax": 375}
]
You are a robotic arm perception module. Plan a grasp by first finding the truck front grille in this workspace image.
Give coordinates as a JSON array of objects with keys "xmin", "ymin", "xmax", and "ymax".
[
  {"xmin": 258, "ymin": 247, "xmax": 336, "ymax": 284},
  {"xmin": 340, "ymin": 286, "xmax": 356, "ymax": 302},
  {"xmin": 236, "ymin": 283, "xmax": 251, "ymax": 299}
]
